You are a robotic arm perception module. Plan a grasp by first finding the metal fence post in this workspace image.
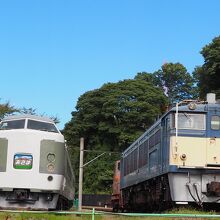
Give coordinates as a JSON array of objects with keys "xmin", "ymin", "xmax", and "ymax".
[
  {"xmin": 92, "ymin": 208, "xmax": 95, "ymax": 220},
  {"xmin": 78, "ymin": 137, "xmax": 84, "ymax": 211}
]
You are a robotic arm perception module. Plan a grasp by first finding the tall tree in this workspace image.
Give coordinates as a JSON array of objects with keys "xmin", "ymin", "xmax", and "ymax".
[
  {"xmin": 134, "ymin": 72, "xmax": 155, "ymax": 83},
  {"xmin": 153, "ymin": 63, "xmax": 196, "ymax": 104},
  {"xmin": 193, "ymin": 36, "xmax": 220, "ymax": 99},
  {"xmin": 63, "ymin": 78, "xmax": 168, "ymax": 193}
]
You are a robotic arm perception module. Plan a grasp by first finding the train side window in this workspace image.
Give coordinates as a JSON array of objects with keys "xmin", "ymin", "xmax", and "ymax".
[
  {"xmin": 171, "ymin": 113, "xmax": 175, "ymax": 128},
  {"xmin": 125, "ymin": 156, "xmax": 128, "ymax": 175},
  {"xmin": 211, "ymin": 115, "xmax": 220, "ymax": 130},
  {"xmin": 133, "ymin": 148, "xmax": 138, "ymax": 171},
  {"xmin": 138, "ymin": 140, "xmax": 148, "ymax": 168},
  {"xmin": 149, "ymin": 150, "xmax": 158, "ymax": 173},
  {"xmin": 166, "ymin": 116, "xmax": 170, "ymax": 130}
]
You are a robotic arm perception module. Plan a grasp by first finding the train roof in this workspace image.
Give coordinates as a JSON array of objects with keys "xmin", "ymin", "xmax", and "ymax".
[
  {"xmin": 2, "ymin": 114, "xmax": 55, "ymax": 124},
  {"xmin": 170, "ymin": 102, "xmax": 220, "ymax": 112}
]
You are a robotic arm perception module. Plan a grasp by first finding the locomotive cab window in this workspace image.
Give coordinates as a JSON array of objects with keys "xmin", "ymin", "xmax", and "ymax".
[
  {"xmin": 211, "ymin": 115, "xmax": 220, "ymax": 130},
  {"xmin": 176, "ymin": 113, "xmax": 205, "ymax": 130},
  {"xmin": 27, "ymin": 120, "xmax": 59, "ymax": 133},
  {"xmin": 0, "ymin": 119, "xmax": 25, "ymax": 130}
]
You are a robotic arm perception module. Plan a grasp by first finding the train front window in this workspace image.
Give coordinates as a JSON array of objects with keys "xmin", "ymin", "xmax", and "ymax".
[
  {"xmin": 177, "ymin": 113, "xmax": 205, "ymax": 130},
  {"xmin": 0, "ymin": 119, "xmax": 25, "ymax": 130},
  {"xmin": 211, "ymin": 116, "xmax": 220, "ymax": 130},
  {"xmin": 27, "ymin": 119, "xmax": 59, "ymax": 133}
]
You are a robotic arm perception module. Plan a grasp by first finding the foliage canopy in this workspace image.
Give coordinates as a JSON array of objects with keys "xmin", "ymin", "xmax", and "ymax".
[
  {"xmin": 153, "ymin": 63, "xmax": 197, "ymax": 104},
  {"xmin": 0, "ymin": 101, "xmax": 19, "ymax": 120},
  {"xmin": 64, "ymin": 77, "xmax": 168, "ymax": 193},
  {"xmin": 193, "ymin": 36, "xmax": 220, "ymax": 99}
]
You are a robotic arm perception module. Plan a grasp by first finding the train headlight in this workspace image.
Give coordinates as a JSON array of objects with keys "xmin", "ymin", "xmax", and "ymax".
[
  {"xmin": 47, "ymin": 163, "xmax": 55, "ymax": 172},
  {"xmin": 47, "ymin": 176, "xmax": 53, "ymax": 181},
  {"xmin": 180, "ymin": 154, "xmax": 187, "ymax": 161},
  {"xmin": 188, "ymin": 102, "xmax": 196, "ymax": 110},
  {"xmin": 47, "ymin": 153, "xmax": 55, "ymax": 162}
]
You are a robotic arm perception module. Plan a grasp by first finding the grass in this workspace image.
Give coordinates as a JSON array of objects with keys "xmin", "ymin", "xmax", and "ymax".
[
  {"xmin": 0, "ymin": 212, "xmax": 92, "ymax": 220},
  {"xmin": 0, "ymin": 208, "xmax": 220, "ymax": 220}
]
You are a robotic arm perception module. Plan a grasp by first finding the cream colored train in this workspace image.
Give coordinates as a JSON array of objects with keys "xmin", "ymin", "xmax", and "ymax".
[
  {"xmin": 120, "ymin": 93, "xmax": 220, "ymax": 211},
  {"xmin": 0, "ymin": 114, "xmax": 75, "ymax": 210}
]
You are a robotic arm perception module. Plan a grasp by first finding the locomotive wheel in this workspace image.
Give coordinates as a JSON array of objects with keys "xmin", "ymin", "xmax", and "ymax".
[{"xmin": 56, "ymin": 196, "xmax": 72, "ymax": 210}]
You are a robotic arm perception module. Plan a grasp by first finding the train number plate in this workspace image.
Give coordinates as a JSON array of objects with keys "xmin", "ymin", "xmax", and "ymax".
[{"xmin": 14, "ymin": 154, "xmax": 33, "ymax": 169}]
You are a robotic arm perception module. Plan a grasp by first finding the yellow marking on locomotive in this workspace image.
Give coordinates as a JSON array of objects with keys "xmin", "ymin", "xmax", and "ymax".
[
  {"xmin": 206, "ymin": 137, "xmax": 220, "ymax": 165},
  {"xmin": 169, "ymin": 136, "xmax": 220, "ymax": 168}
]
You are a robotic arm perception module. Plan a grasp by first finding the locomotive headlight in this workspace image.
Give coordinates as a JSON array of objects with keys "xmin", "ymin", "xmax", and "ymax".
[
  {"xmin": 47, "ymin": 176, "xmax": 53, "ymax": 181},
  {"xmin": 180, "ymin": 154, "xmax": 187, "ymax": 161},
  {"xmin": 47, "ymin": 163, "xmax": 55, "ymax": 172},
  {"xmin": 47, "ymin": 153, "xmax": 55, "ymax": 162},
  {"xmin": 188, "ymin": 102, "xmax": 196, "ymax": 110}
]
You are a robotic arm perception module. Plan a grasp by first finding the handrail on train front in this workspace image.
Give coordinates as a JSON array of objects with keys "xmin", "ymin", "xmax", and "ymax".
[{"xmin": 174, "ymin": 99, "xmax": 206, "ymax": 158}]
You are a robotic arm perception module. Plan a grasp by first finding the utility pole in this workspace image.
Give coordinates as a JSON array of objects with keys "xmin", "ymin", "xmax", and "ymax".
[
  {"xmin": 77, "ymin": 137, "xmax": 117, "ymax": 212},
  {"xmin": 78, "ymin": 137, "xmax": 84, "ymax": 211}
]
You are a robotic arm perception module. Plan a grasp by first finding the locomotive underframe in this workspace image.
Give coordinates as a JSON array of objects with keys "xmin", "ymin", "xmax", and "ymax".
[
  {"xmin": 122, "ymin": 174, "xmax": 171, "ymax": 212},
  {"xmin": 121, "ymin": 171, "xmax": 220, "ymax": 212},
  {"xmin": 169, "ymin": 172, "xmax": 220, "ymax": 204},
  {"xmin": 0, "ymin": 190, "xmax": 60, "ymax": 210}
]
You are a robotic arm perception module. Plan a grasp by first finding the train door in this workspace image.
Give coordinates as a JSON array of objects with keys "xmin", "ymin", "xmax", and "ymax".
[
  {"xmin": 161, "ymin": 115, "xmax": 170, "ymax": 172},
  {"xmin": 206, "ymin": 110, "xmax": 220, "ymax": 166}
]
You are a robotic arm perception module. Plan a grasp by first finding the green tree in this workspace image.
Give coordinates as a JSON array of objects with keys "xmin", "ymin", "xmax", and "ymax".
[
  {"xmin": 0, "ymin": 101, "xmax": 19, "ymax": 120},
  {"xmin": 0, "ymin": 103, "xmax": 60, "ymax": 124},
  {"xmin": 153, "ymin": 63, "xmax": 197, "ymax": 104},
  {"xmin": 19, "ymin": 107, "xmax": 60, "ymax": 124},
  {"xmin": 63, "ymin": 78, "xmax": 168, "ymax": 193},
  {"xmin": 193, "ymin": 36, "xmax": 220, "ymax": 99},
  {"xmin": 19, "ymin": 107, "xmax": 37, "ymax": 115},
  {"xmin": 134, "ymin": 72, "xmax": 155, "ymax": 83}
]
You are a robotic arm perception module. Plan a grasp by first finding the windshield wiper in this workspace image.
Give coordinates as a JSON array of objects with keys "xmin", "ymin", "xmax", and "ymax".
[{"xmin": 183, "ymin": 113, "xmax": 192, "ymax": 121}]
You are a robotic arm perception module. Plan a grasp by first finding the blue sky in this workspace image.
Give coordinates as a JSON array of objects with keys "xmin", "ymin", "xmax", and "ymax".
[{"xmin": 0, "ymin": 0, "xmax": 219, "ymax": 129}]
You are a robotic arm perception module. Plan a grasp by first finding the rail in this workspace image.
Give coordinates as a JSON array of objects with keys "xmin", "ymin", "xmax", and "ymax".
[{"xmin": 2, "ymin": 208, "xmax": 220, "ymax": 219}]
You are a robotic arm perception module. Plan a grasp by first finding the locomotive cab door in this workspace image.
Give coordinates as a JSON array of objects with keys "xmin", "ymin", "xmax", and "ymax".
[
  {"xmin": 161, "ymin": 116, "xmax": 170, "ymax": 172},
  {"xmin": 206, "ymin": 110, "xmax": 220, "ymax": 167}
]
